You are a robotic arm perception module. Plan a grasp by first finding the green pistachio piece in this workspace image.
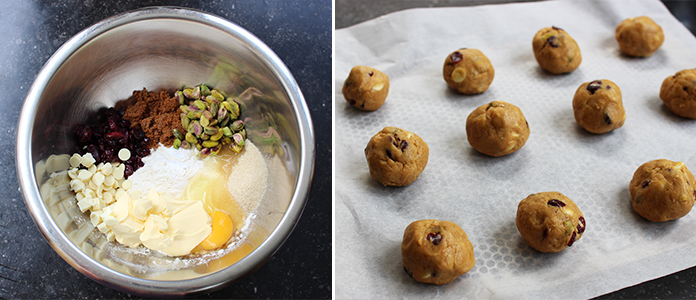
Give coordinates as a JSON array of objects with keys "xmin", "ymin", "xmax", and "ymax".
[
  {"xmin": 192, "ymin": 121, "xmax": 203, "ymax": 136},
  {"xmin": 195, "ymin": 143, "xmax": 202, "ymax": 151},
  {"xmin": 194, "ymin": 100, "xmax": 206, "ymax": 110},
  {"xmin": 176, "ymin": 90, "xmax": 186, "ymax": 105},
  {"xmin": 202, "ymin": 110, "xmax": 213, "ymax": 121},
  {"xmin": 185, "ymin": 132, "xmax": 198, "ymax": 144},
  {"xmin": 210, "ymin": 130, "xmax": 224, "ymax": 141},
  {"xmin": 200, "ymin": 84, "xmax": 211, "ymax": 96},
  {"xmin": 187, "ymin": 110, "xmax": 202, "ymax": 120},
  {"xmin": 172, "ymin": 129, "xmax": 185, "ymax": 140},
  {"xmin": 231, "ymin": 120, "xmax": 245, "ymax": 132},
  {"xmin": 199, "ymin": 147, "xmax": 211, "ymax": 157},
  {"xmin": 211, "ymin": 90, "xmax": 225, "ymax": 102},
  {"xmin": 221, "ymin": 127, "xmax": 233, "ymax": 137},
  {"xmin": 203, "ymin": 126, "xmax": 219, "ymax": 136},
  {"xmin": 200, "ymin": 133, "xmax": 210, "ymax": 140},
  {"xmin": 181, "ymin": 113, "xmax": 190, "ymax": 130},
  {"xmin": 183, "ymin": 88, "xmax": 195, "ymax": 99},
  {"xmin": 200, "ymin": 115, "xmax": 210, "ymax": 127},
  {"xmin": 181, "ymin": 140, "xmax": 190, "ymax": 149},
  {"xmin": 192, "ymin": 85, "xmax": 201, "ymax": 99},
  {"xmin": 202, "ymin": 140, "xmax": 219, "ymax": 148},
  {"xmin": 209, "ymin": 102, "xmax": 219, "ymax": 116},
  {"xmin": 173, "ymin": 139, "xmax": 182, "ymax": 149},
  {"xmin": 180, "ymin": 105, "xmax": 190, "ymax": 114}
]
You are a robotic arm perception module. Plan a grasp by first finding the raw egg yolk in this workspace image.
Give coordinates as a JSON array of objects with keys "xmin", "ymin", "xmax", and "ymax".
[{"xmin": 199, "ymin": 211, "xmax": 234, "ymax": 251}]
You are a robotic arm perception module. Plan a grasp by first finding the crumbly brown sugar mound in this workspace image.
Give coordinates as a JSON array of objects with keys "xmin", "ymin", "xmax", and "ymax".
[{"xmin": 117, "ymin": 88, "xmax": 185, "ymax": 149}]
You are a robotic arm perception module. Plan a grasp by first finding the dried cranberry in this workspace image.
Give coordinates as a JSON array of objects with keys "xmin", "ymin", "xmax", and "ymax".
[
  {"xmin": 587, "ymin": 80, "xmax": 602, "ymax": 94},
  {"xmin": 400, "ymin": 140, "xmax": 408, "ymax": 151},
  {"xmin": 547, "ymin": 35, "xmax": 560, "ymax": 48},
  {"xmin": 450, "ymin": 52, "xmax": 463, "ymax": 64},
  {"xmin": 75, "ymin": 125, "xmax": 93, "ymax": 145},
  {"xmin": 552, "ymin": 26, "xmax": 563, "ymax": 31},
  {"xmin": 105, "ymin": 131, "xmax": 125, "ymax": 140},
  {"xmin": 604, "ymin": 113, "xmax": 612, "ymax": 125},
  {"xmin": 368, "ymin": 71, "xmax": 374, "ymax": 77},
  {"xmin": 426, "ymin": 232, "xmax": 442, "ymax": 245},
  {"xmin": 567, "ymin": 231, "xmax": 577, "ymax": 247},
  {"xmin": 577, "ymin": 216, "xmax": 586, "ymax": 234},
  {"xmin": 349, "ymin": 99, "xmax": 356, "ymax": 106},
  {"xmin": 547, "ymin": 199, "xmax": 566, "ymax": 207},
  {"xmin": 386, "ymin": 149, "xmax": 393, "ymax": 161},
  {"xmin": 641, "ymin": 180, "xmax": 650, "ymax": 188},
  {"xmin": 124, "ymin": 164, "xmax": 134, "ymax": 178}
]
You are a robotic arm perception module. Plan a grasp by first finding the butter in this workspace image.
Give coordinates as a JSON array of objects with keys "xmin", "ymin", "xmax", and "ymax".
[{"xmin": 66, "ymin": 153, "xmax": 213, "ymax": 256}]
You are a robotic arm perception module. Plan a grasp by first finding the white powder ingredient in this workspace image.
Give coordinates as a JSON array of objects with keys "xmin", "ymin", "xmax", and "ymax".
[{"xmin": 128, "ymin": 145, "xmax": 204, "ymax": 198}]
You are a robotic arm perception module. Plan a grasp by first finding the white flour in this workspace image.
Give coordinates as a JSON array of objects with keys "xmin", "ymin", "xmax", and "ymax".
[{"xmin": 128, "ymin": 145, "xmax": 204, "ymax": 198}]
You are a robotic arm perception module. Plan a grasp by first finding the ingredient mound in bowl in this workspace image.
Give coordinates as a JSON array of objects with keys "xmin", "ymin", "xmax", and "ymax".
[{"xmin": 59, "ymin": 85, "xmax": 267, "ymax": 257}]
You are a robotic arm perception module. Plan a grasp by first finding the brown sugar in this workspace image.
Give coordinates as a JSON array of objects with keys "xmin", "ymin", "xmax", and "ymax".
[{"xmin": 117, "ymin": 88, "xmax": 185, "ymax": 149}]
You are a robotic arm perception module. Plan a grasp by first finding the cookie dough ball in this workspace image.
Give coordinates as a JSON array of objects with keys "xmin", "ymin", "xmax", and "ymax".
[
  {"xmin": 342, "ymin": 66, "xmax": 390, "ymax": 111},
  {"xmin": 616, "ymin": 16, "xmax": 664, "ymax": 57},
  {"xmin": 516, "ymin": 192, "xmax": 586, "ymax": 253},
  {"xmin": 660, "ymin": 69, "xmax": 696, "ymax": 119},
  {"xmin": 572, "ymin": 79, "xmax": 626, "ymax": 134},
  {"xmin": 402, "ymin": 219, "xmax": 476, "ymax": 285},
  {"xmin": 532, "ymin": 26, "xmax": 582, "ymax": 74},
  {"xmin": 365, "ymin": 127, "xmax": 429, "ymax": 186},
  {"xmin": 629, "ymin": 159, "xmax": 696, "ymax": 222},
  {"xmin": 466, "ymin": 101, "xmax": 530, "ymax": 157},
  {"xmin": 443, "ymin": 48, "xmax": 495, "ymax": 94}
]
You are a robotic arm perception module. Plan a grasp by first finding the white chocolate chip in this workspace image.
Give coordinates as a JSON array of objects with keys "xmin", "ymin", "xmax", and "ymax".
[
  {"xmin": 372, "ymin": 82, "xmax": 384, "ymax": 91},
  {"xmin": 69, "ymin": 154, "xmax": 81, "ymax": 168},
  {"xmin": 118, "ymin": 148, "xmax": 131, "ymax": 162},
  {"xmin": 80, "ymin": 153, "xmax": 96, "ymax": 168},
  {"xmin": 77, "ymin": 169, "xmax": 93, "ymax": 181},
  {"xmin": 92, "ymin": 172, "xmax": 105, "ymax": 186},
  {"xmin": 451, "ymin": 67, "xmax": 467, "ymax": 83},
  {"xmin": 122, "ymin": 179, "xmax": 132, "ymax": 190}
]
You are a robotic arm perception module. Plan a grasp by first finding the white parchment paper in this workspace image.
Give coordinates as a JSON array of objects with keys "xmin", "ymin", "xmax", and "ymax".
[{"xmin": 335, "ymin": 0, "xmax": 696, "ymax": 298}]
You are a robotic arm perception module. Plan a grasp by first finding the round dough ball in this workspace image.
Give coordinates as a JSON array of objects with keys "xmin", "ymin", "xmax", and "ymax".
[
  {"xmin": 342, "ymin": 66, "xmax": 390, "ymax": 111},
  {"xmin": 660, "ymin": 69, "xmax": 696, "ymax": 119},
  {"xmin": 365, "ymin": 127, "xmax": 429, "ymax": 186},
  {"xmin": 572, "ymin": 79, "xmax": 626, "ymax": 134},
  {"xmin": 532, "ymin": 26, "xmax": 582, "ymax": 74},
  {"xmin": 516, "ymin": 192, "xmax": 586, "ymax": 253},
  {"xmin": 402, "ymin": 219, "xmax": 475, "ymax": 285},
  {"xmin": 629, "ymin": 159, "xmax": 696, "ymax": 222},
  {"xmin": 466, "ymin": 100, "xmax": 530, "ymax": 157},
  {"xmin": 442, "ymin": 48, "xmax": 495, "ymax": 94},
  {"xmin": 615, "ymin": 16, "xmax": 664, "ymax": 57}
]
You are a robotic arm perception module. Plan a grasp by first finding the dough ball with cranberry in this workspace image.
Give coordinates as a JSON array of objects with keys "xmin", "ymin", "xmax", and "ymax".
[
  {"xmin": 442, "ymin": 48, "xmax": 495, "ymax": 94},
  {"xmin": 342, "ymin": 66, "xmax": 390, "ymax": 111},
  {"xmin": 402, "ymin": 219, "xmax": 476, "ymax": 285},
  {"xmin": 532, "ymin": 26, "xmax": 582, "ymax": 74},
  {"xmin": 516, "ymin": 192, "xmax": 586, "ymax": 253}
]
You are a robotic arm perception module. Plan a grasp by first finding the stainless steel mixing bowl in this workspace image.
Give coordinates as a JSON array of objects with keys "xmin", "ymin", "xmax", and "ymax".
[{"xmin": 15, "ymin": 6, "xmax": 314, "ymax": 296}]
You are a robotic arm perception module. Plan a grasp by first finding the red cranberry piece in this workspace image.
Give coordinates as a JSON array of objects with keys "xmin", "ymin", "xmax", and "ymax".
[
  {"xmin": 105, "ymin": 131, "xmax": 125, "ymax": 141},
  {"xmin": 577, "ymin": 216, "xmax": 586, "ymax": 234},
  {"xmin": 386, "ymin": 149, "xmax": 393, "ymax": 161},
  {"xmin": 426, "ymin": 232, "xmax": 442, "ymax": 245},
  {"xmin": 552, "ymin": 26, "xmax": 563, "ymax": 31},
  {"xmin": 547, "ymin": 35, "xmax": 560, "ymax": 47},
  {"xmin": 75, "ymin": 125, "xmax": 93, "ymax": 145},
  {"xmin": 587, "ymin": 80, "xmax": 602, "ymax": 94},
  {"xmin": 547, "ymin": 199, "xmax": 566, "ymax": 207},
  {"xmin": 567, "ymin": 231, "xmax": 577, "ymax": 247},
  {"xmin": 368, "ymin": 71, "xmax": 374, "ymax": 77},
  {"xmin": 641, "ymin": 180, "xmax": 650, "ymax": 188},
  {"xmin": 604, "ymin": 113, "xmax": 612, "ymax": 125},
  {"xmin": 450, "ymin": 52, "xmax": 463, "ymax": 64},
  {"xmin": 349, "ymin": 99, "xmax": 356, "ymax": 106},
  {"xmin": 123, "ymin": 164, "xmax": 134, "ymax": 178},
  {"xmin": 400, "ymin": 140, "xmax": 408, "ymax": 151}
]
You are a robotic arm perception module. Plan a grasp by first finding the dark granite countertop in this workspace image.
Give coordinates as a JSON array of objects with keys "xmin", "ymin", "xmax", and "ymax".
[
  {"xmin": 1, "ymin": 1, "xmax": 331, "ymax": 299},
  {"xmin": 335, "ymin": 0, "xmax": 696, "ymax": 299}
]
